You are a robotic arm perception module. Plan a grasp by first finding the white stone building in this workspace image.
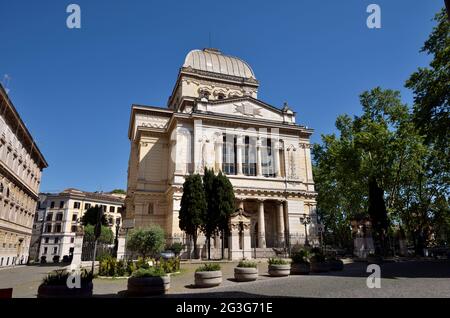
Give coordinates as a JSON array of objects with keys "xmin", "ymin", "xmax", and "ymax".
[
  {"xmin": 0, "ymin": 84, "xmax": 48, "ymax": 267},
  {"xmin": 38, "ymin": 189, "xmax": 124, "ymax": 262},
  {"xmin": 125, "ymin": 48, "xmax": 318, "ymax": 257}
]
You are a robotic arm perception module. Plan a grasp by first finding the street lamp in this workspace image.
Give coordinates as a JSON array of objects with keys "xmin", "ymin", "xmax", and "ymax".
[
  {"xmin": 299, "ymin": 214, "xmax": 311, "ymax": 247},
  {"xmin": 114, "ymin": 217, "xmax": 121, "ymax": 257}
]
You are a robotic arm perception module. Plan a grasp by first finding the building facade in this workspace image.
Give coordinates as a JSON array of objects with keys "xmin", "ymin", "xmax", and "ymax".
[
  {"xmin": 125, "ymin": 48, "xmax": 318, "ymax": 256},
  {"xmin": 38, "ymin": 189, "xmax": 124, "ymax": 262},
  {"xmin": 0, "ymin": 84, "xmax": 48, "ymax": 267}
]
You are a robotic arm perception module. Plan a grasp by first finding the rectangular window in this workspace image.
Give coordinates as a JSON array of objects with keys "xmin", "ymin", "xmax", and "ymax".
[
  {"xmin": 59, "ymin": 201, "xmax": 64, "ymax": 208},
  {"xmin": 102, "ymin": 205, "xmax": 107, "ymax": 212},
  {"xmin": 148, "ymin": 203, "xmax": 154, "ymax": 215},
  {"xmin": 73, "ymin": 202, "xmax": 81, "ymax": 209},
  {"xmin": 46, "ymin": 213, "xmax": 53, "ymax": 221},
  {"xmin": 85, "ymin": 203, "xmax": 91, "ymax": 210},
  {"xmin": 45, "ymin": 224, "xmax": 52, "ymax": 233},
  {"xmin": 262, "ymin": 138, "xmax": 275, "ymax": 177},
  {"xmin": 52, "ymin": 247, "xmax": 57, "ymax": 255},
  {"xmin": 50, "ymin": 201, "xmax": 55, "ymax": 209},
  {"xmin": 54, "ymin": 238, "xmax": 59, "ymax": 244},
  {"xmin": 243, "ymin": 136, "xmax": 257, "ymax": 176},
  {"xmin": 44, "ymin": 237, "xmax": 49, "ymax": 244},
  {"xmin": 109, "ymin": 206, "xmax": 115, "ymax": 213},
  {"xmin": 43, "ymin": 247, "xmax": 48, "ymax": 254},
  {"xmin": 72, "ymin": 214, "xmax": 77, "ymax": 222},
  {"xmin": 56, "ymin": 213, "xmax": 63, "ymax": 221},
  {"xmin": 54, "ymin": 224, "xmax": 62, "ymax": 233},
  {"xmin": 222, "ymin": 134, "xmax": 236, "ymax": 175},
  {"xmin": 71, "ymin": 225, "xmax": 77, "ymax": 232},
  {"xmin": 70, "ymin": 237, "xmax": 75, "ymax": 243}
]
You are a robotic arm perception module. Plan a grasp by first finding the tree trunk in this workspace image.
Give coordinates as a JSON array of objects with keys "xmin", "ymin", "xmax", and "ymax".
[
  {"xmin": 193, "ymin": 234, "xmax": 198, "ymax": 259},
  {"xmin": 207, "ymin": 235, "xmax": 211, "ymax": 260},
  {"xmin": 221, "ymin": 230, "xmax": 225, "ymax": 260}
]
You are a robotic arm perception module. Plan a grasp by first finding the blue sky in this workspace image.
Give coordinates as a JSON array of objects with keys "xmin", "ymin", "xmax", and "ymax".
[{"xmin": 0, "ymin": 0, "xmax": 443, "ymax": 193}]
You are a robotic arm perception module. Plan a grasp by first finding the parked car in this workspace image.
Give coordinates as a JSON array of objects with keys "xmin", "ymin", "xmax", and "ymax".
[{"xmin": 159, "ymin": 251, "xmax": 175, "ymax": 259}]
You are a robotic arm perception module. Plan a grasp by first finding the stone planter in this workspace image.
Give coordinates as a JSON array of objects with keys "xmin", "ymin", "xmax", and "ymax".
[
  {"xmin": 234, "ymin": 267, "xmax": 258, "ymax": 282},
  {"xmin": 290, "ymin": 263, "xmax": 310, "ymax": 275},
  {"xmin": 37, "ymin": 282, "xmax": 93, "ymax": 298},
  {"xmin": 194, "ymin": 271, "xmax": 222, "ymax": 288},
  {"xmin": 310, "ymin": 261, "xmax": 331, "ymax": 273},
  {"xmin": 328, "ymin": 259, "xmax": 344, "ymax": 271},
  {"xmin": 268, "ymin": 264, "xmax": 291, "ymax": 277},
  {"xmin": 127, "ymin": 276, "xmax": 170, "ymax": 296}
]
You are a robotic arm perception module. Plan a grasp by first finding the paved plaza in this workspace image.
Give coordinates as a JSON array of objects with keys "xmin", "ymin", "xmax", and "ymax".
[{"xmin": 1, "ymin": 259, "xmax": 450, "ymax": 298}]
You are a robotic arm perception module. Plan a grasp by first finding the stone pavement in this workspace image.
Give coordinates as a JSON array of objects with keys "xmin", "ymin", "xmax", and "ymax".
[{"xmin": 2, "ymin": 259, "xmax": 450, "ymax": 298}]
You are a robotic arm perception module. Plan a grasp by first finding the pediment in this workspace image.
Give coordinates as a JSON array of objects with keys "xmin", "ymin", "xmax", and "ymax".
[{"xmin": 200, "ymin": 97, "xmax": 284, "ymax": 122}]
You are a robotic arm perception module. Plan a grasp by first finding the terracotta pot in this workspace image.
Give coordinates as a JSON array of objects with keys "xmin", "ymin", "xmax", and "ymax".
[
  {"xmin": 310, "ymin": 261, "xmax": 331, "ymax": 273},
  {"xmin": 290, "ymin": 263, "xmax": 310, "ymax": 275},
  {"xmin": 268, "ymin": 264, "xmax": 290, "ymax": 277},
  {"xmin": 127, "ymin": 276, "xmax": 170, "ymax": 296},
  {"xmin": 234, "ymin": 267, "xmax": 258, "ymax": 282},
  {"xmin": 194, "ymin": 271, "xmax": 222, "ymax": 288},
  {"xmin": 37, "ymin": 282, "xmax": 93, "ymax": 298}
]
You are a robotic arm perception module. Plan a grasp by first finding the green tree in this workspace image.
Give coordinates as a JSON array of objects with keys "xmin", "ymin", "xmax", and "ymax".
[
  {"xmin": 81, "ymin": 206, "xmax": 107, "ymax": 226},
  {"xmin": 179, "ymin": 174, "xmax": 206, "ymax": 258},
  {"xmin": 406, "ymin": 8, "xmax": 449, "ymax": 151},
  {"xmin": 202, "ymin": 167, "xmax": 219, "ymax": 260},
  {"xmin": 110, "ymin": 189, "xmax": 126, "ymax": 195},
  {"xmin": 126, "ymin": 226, "xmax": 166, "ymax": 259},
  {"xmin": 211, "ymin": 172, "xmax": 236, "ymax": 259},
  {"xmin": 84, "ymin": 224, "xmax": 114, "ymax": 244}
]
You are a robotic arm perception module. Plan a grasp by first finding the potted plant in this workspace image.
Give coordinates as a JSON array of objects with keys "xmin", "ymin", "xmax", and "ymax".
[
  {"xmin": 40, "ymin": 256, "xmax": 47, "ymax": 264},
  {"xmin": 234, "ymin": 260, "xmax": 258, "ymax": 282},
  {"xmin": 290, "ymin": 250, "xmax": 310, "ymax": 275},
  {"xmin": 127, "ymin": 267, "xmax": 170, "ymax": 296},
  {"xmin": 309, "ymin": 248, "xmax": 330, "ymax": 273},
  {"xmin": 52, "ymin": 255, "xmax": 60, "ymax": 263},
  {"xmin": 194, "ymin": 263, "xmax": 222, "ymax": 288},
  {"xmin": 268, "ymin": 258, "xmax": 291, "ymax": 277},
  {"xmin": 37, "ymin": 269, "xmax": 94, "ymax": 298},
  {"xmin": 327, "ymin": 252, "xmax": 344, "ymax": 271}
]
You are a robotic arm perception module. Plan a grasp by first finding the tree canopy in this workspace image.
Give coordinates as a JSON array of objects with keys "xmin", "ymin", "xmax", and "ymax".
[{"xmin": 126, "ymin": 225, "xmax": 166, "ymax": 259}]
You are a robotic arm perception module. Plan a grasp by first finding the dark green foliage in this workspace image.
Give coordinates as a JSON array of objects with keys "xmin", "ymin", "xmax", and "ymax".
[
  {"xmin": 268, "ymin": 258, "xmax": 290, "ymax": 265},
  {"xmin": 166, "ymin": 242, "xmax": 184, "ymax": 256},
  {"xmin": 237, "ymin": 260, "xmax": 257, "ymax": 268},
  {"xmin": 81, "ymin": 206, "xmax": 107, "ymax": 226},
  {"xmin": 41, "ymin": 269, "xmax": 94, "ymax": 286},
  {"xmin": 212, "ymin": 172, "xmax": 236, "ymax": 235},
  {"xmin": 158, "ymin": 257, "xmax": 181, "ymax": 273},
  {"xmin": 126, "ymin": 226, "xmax": 166, "ymax": 259},
  {"xmin": 179, "ymin": 174, "xmax": 207, "ymax": 257},
  {"xmin": 195, "ymin": 263, "xmax": 221, "ymax": 272},
  {"xmin": 131, "ymin": 267, "xmax": 166, "ymax": 278},
  {"xmin": 291, "ymin": 250, "xmax": 310, "ymax": 264},
  {"xmin": 202, "ymin": 167, "xmax": 219, "ymax": 259},
  {"xmin": 84, "ymin": 224, "xmax": 114, "ymax": 244}
]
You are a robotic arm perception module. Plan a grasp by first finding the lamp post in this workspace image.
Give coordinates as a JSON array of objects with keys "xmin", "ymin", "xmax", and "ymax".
[{"xmin": 299, "ymin": 214, "xmax": 311, "ymax": 247}]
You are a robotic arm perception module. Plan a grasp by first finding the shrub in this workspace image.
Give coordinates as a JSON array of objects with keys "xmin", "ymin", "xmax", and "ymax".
[
  {"xmin": 131, "ymin": 267, "xmax": 166, "ymax": 278},
  {"xmin": 167, "ymin": 242, "xmax": 184, "ymax": 256},
  {"xmin": 41, "ymin": 269, "xmax": 94, "ymax": 286},
  {"xmin": 195, "ymin": 263, "xmax": 221, "ymax": 272},
  {"xmin": 268, "ymin": 258, "xmax": 290, "ymax": 265},
  {"xmin": 40, "ymin": 256, "xmax": 47, "ymax": 264},
  {"xmin": 237, "ymin": 260, "xmax": 257, "ymax": 268},
  {"xmin": 291, "ymin": 250, "xmax": 309, "ymax": 264},
  {"xmin": 52, "ymin": 255, "xmax": 60, "ymax": 263},
  {"xmin": 159, "ymin": 257, "xmax": 180, "ymax": 273},
  {"xmin": 310, "ymin": 247, "xmax": 326, "ymax": 263},
  {"xmin": 127, "ymin": 226, "xmax": 166, "ymax": 259}
]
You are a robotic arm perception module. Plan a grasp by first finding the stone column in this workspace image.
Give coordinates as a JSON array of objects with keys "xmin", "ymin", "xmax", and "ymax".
[
  {"xmin": 116, "ymin": 230, "xmax": 126, "ymax": 260},
  {"xmin": 257, "ymin": 200, "xmax": 266, "ymax": 248},
  {"xmin": 256, "ymin": 139, "xmax": 262, "ymax": 176},
  {"xmin": 236, "ymin": 135, "xmax": 243, "ymax": 175},
  {"xmin": 70, "ymin": 228, "xmax": 84, "ymax": 269},
  {"xmin": 215, "ymin": 138, "xmax": 223, "ymax": 172},
  {"xmin": 274, "ymin": 141, "xmax": 281, "ymax": 177},
  {"xmin": 277, "ymin": 201, "xmax": 285, "ymax": 247}
]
